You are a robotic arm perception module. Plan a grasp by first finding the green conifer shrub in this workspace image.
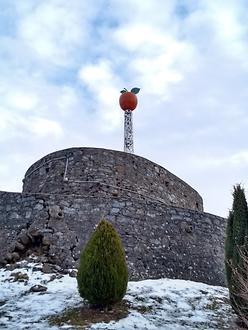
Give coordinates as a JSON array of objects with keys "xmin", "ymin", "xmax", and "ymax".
[
  {"xmin": 77, "ymin": 219, "xmax": 128, "ymax": 308},
  {"xmin": 225, "ymin": 184, "xmax": 248, "ymax": 317}
]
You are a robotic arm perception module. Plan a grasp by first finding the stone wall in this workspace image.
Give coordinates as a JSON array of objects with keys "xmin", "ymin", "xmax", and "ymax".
[
  {"xmin": 1, "ymin": 190, "xmax": 226, "ymax": 286},
  {"xmin": 22, "ymin": 148, "xmax": 203, "ymax": 211}
]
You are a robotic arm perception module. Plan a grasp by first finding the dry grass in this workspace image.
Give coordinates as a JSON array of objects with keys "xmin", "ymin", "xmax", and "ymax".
[{"xmin": 49, "ymin": 300, "xmax": 130, "ymax": 328}]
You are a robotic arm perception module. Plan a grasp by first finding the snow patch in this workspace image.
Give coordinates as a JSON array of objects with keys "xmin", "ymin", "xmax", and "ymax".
[{"xmin": 0, "ymin": 261, "xmax": 234, "ymax": 329}]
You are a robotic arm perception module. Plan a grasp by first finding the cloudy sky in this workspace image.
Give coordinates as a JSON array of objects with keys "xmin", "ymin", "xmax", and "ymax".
[{"xmin": 1, "ymin": 0, "xmax": 248, "ymax": 217}]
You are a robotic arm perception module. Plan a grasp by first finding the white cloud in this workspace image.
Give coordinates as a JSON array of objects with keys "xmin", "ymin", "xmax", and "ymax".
[
  {"xmin": 193, "ymin": 151, "xmax": 248, "ymax": 169},
  {"xmin": 18, "ymin": 2, "xmax": 83, "ymax": 65},
  {"xmin": 231, "ymin": 151, "xmax": 248, "ymax": 166},
  {"xmin": 188, "ymin": 1, "xmax": 248, "ymax": 67},
  {"xmin": 79, "ymin": 61, "xmax": 114, "ymax": 85},
  {"xmin": 79, "ymin": 60, "xmax": 123, "ymax": 129},
  {"xmin": 5, "ymin": 90, "xmax": 38, "ymax": 111},
  {"xmin": 16, "ymin": 1, "xmax": 92, "ymax": 67},
  {"xmin": 28, "ymin": 117, "xmax": 63, "ymax": 138},
  {"xmin": 0, "ymin": 109, "xmax": 63, "ymax": 139},
  {"xmin": 56, "ymin": 86, "xmax": 80, "ymax": 115},
  {"xmin": 1, "ymin": 0, "xmax": 248, "ymax": 217},
  {"xmin": 113, "ymin": 24, "xmax": 195, "ymax": 98}
]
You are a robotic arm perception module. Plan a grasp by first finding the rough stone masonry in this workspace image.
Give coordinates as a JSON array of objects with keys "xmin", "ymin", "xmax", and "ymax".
[{"xmin": 0, "ymin": 147, "xmax": 226, "ymax": 285}]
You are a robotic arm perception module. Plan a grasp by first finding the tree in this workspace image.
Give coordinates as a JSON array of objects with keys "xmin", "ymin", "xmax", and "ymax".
[
  {"xmin": 225, "ymin": 184, "xmax": 248, "ymax": 318},
  {"xmin": 77, "ymin": 219, "xmax": 128, "ymax": 308}
]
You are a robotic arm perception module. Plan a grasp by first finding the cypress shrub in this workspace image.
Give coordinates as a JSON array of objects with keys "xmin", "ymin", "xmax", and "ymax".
[
  {"xmin": 225, "ymin": 184, "xmax": 248, "ymax": 317},
  {"xmin": 77, "ymin": 219, "xmax": 128, "ymax": 308}
]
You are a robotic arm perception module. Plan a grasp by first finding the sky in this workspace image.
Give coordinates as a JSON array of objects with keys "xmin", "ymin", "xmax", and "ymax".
[{"xmin": 0, "ymin": 0, "xmax": 248, "ymax": 217}]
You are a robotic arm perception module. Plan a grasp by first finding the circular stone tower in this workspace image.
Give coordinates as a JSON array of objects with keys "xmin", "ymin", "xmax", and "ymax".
[
  {"xmin": 1, "ymin": 147, "xmax": 226, "ymax": 286},
  {"xmin": 22, "ymin": 147, "xmax": 203, "ymax": 211}
]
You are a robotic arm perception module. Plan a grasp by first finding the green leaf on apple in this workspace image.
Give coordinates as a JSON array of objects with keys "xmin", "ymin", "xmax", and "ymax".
[{"xmin": 131, "ymin": 87, "xmax": 140, "ymax": 94}]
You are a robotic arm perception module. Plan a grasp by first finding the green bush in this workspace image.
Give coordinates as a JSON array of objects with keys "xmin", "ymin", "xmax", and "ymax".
[
  {"xmin": 77, "ymin": 219, "xmax": 128, "ymax": 307},
  {"xmin": 225, "ymin": 184, "xmax": 248, "ymax": 317}
]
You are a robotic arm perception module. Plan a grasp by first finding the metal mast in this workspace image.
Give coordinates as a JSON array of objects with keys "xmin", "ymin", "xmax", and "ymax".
[{"xmin": 124, "ymin": 110, "xmax": 134, "ymax": 153}]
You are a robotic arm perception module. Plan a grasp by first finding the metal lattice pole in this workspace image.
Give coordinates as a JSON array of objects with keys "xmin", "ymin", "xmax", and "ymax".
[{"xmin": 124, "ymin": 110, "xmax": 134, "ymax": 153}]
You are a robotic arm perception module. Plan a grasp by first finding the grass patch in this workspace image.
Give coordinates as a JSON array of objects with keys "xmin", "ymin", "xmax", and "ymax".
[
  {"xmin": 134, "ymin": 305, "xmax": 153, "ymax": 314},
  {"xmin": 49, "ymin": 297, "xmax": 156, "ymax": 328},
  {"xmin": 49, "ymin": 300, "xmax": 130, "ymax": 328},
  {"xmin": 205, "ymin": 297, "xmax": 229, "ymax": 311}
]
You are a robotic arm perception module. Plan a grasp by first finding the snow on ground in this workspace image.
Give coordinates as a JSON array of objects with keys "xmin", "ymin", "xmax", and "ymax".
[{"xmin": 0, "ymin": 260, "xmax": 235, "ymax": 330}]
